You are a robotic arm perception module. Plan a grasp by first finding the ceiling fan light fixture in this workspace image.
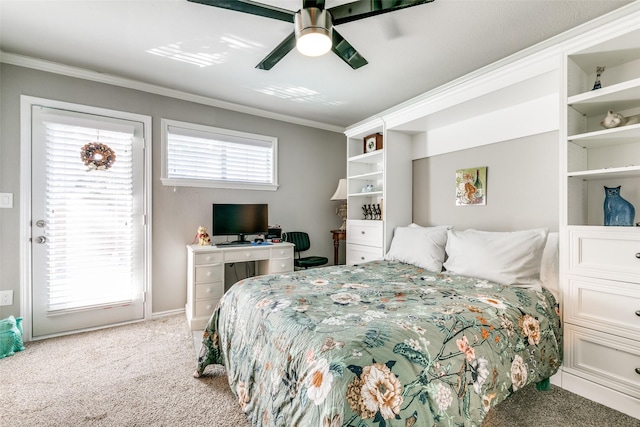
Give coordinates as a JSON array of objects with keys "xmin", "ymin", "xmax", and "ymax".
[{"xmin": 295, "ymin": 8, "xmax": 332, "ymax": 57}]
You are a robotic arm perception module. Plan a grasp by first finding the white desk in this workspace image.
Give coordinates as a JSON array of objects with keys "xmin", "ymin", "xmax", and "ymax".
[{"xmin": 186, "ymin": 243, "xmax": 294, "ymax": 330}]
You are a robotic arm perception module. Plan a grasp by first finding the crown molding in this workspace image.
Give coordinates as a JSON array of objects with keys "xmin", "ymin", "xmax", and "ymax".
[{"xmin": 0, "ymin": 51, "xmax": 345, "ymax": 134}]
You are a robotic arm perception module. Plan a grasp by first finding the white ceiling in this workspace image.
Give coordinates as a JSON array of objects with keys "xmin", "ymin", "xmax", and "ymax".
[{"xmin": 0, "ymin": 0, "xmax": 634, "ymax": 130}]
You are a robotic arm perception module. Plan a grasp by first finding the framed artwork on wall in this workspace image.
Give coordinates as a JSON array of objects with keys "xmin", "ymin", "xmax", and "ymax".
[{"xmin": 456, "ymin": 166, "xmax": 487, "ymax": 206}]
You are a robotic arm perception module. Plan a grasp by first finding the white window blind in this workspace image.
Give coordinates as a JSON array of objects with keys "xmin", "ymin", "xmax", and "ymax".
[
  {"xmin": 161, "ymin": 119, "xmax": 278, "ymax": 190},
  {"xmin": 42, "ymin": 119, "xmax": 137, "ymax": 313}
]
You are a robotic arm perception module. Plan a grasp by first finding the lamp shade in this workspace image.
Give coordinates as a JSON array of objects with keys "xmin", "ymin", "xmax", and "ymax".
[
  {"xmin": 295, "ymin": 8, "xmax": 332, "ymax": 57},
  {"xmin": 330, "ymin": 178, "xmax": 347, "ymax": 200}
]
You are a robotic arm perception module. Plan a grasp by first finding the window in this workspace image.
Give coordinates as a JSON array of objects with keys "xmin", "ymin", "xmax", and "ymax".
[{"xmin": 161, "ymin": 119, "xmax": 278, "ymax": 190}]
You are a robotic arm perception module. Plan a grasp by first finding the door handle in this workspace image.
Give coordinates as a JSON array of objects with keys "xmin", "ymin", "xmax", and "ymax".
[{"xmin": 35, "ymin": 236, "xmax": 47, "ymax": 244}]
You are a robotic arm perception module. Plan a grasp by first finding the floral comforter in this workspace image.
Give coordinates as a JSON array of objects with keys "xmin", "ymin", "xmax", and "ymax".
[{"xmin": 196, "ymin": 260, "xmax": 562, "ymax": 427}]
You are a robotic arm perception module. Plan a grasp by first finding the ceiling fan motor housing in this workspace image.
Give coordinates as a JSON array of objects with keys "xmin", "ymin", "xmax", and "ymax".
[{"xmin": 295, "ymin": 8, "xmax": 333, "ymax": 56}]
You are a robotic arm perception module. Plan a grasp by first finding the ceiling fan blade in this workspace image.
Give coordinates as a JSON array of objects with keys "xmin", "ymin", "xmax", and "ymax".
[
  {"xmin": 329, "ymin": 0, "xmax": 434, "ymax": 25},
  {"xmin": 187, "ymin": 0, "xmax": 294, "ymax": 23},
  {"xmin": 331, "ymin": 29, "xmax": 368, "ymax": 70},
  {"xmin": 256, "ymin": 32, "xmax": 296, "ymax": 70}
]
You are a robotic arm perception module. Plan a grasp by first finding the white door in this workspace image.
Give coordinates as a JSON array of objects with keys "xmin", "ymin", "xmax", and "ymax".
[{"xmin": 30, "ymin": 105, "xmax": 147, "ymax": 338}]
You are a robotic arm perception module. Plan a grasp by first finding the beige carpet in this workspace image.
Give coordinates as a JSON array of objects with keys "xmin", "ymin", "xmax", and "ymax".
[
  {"xmin": 0, "ymin": 315, "xmax": 249, "ymax": 427},
  {"xmin": 1, "ymin": 314, "xmax": 638, "ymax": 427}
]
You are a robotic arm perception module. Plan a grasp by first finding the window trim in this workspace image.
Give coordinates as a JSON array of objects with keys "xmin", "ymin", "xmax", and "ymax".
[{"xmin": 160, "ymin": 118, "xmax": 279, "ymax": 191}]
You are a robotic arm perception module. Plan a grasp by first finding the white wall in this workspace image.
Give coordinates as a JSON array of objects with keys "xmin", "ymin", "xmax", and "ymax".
[{"xmin": 0, "ymin": 64, "xmax": 346, "ymax": 318}]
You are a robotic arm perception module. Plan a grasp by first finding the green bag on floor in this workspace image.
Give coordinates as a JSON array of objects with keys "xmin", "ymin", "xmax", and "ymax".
[{"xmin": 0, "ymin": 315, "xmax": 25, "ymax": 358}]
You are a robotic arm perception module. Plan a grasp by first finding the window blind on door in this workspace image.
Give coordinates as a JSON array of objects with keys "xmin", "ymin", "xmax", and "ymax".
[{"xmin": 41, "ymin": 119, "xmax": 137, "ymax": 313}]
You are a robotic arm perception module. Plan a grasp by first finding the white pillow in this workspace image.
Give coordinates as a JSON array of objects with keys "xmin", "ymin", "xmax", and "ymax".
[
  {"xmin": 540, "ymin": 232, "xmax": 559, "ymax": 299},
  {"xmin": 443, "ymin": 228, "xmax": 548, "ymax": 290},
  {"xmin": 385, "ymin": 225, "xmax": 450, "ymax": 272}
]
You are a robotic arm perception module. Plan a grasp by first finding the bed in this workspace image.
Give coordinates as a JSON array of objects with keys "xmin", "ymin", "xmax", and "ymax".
[{"xmin": 195, "ymin": 226, "xmax": 562, "ymax": 426}]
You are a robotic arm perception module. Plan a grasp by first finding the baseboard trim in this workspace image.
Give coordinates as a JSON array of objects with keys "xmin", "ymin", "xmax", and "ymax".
[
  {"xmin": 151, "ymin": 308, "xmax": 185, "ymax": 319},
  {"xmin": 561, "ymin": 372, "xmax": 640, "ymax": 420}
]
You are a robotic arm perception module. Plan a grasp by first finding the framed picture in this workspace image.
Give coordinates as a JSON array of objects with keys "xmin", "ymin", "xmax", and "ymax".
[
  {"xmin": 363, "ymin": 133, "xmax": 383, "ymax": 153},
  {"xmin": 456, "ymin": 167, "xmax": 486, "ymax": 206}
]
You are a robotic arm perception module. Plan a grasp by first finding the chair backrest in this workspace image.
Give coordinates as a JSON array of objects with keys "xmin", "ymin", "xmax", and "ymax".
[{"xmin": 283, "ymin": 232, "xmax": 311, "ymax": 253}]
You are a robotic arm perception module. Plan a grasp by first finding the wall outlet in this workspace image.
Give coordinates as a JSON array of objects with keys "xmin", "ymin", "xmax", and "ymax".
[
  {"xmin": 0, "ymin": 193, "xmax": 13, "ymax": 208},
  {"xmin": 0, "ymin": 290, "xmax": 13, "ymax": 306}
]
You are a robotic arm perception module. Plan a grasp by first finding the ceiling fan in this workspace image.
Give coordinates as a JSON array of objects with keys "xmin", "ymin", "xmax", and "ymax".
[{"xmin": 187, "ymin": 0, "xmax": 435, "ymax": 70}]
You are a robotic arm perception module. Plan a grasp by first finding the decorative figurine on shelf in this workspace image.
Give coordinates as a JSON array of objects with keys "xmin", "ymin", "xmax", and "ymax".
[
  {"xmin": 360, "ymin": 204, "xmax": 382, "ymax": 220},
  {"xmin": 362, "ymin": 204, "xmax": 371, "ymax": 220},
  {"xmin": 600, "ymin": 110, "xmax": 640, "ymax": 129},
  {"xmin": 195, "ymin": 225, "xmax": 211, "ymax": 245},
  {"xmin": 592, "ymin": 66, "xmax": 605, "ymax": 90},
  {"xmin": 604, "ymin": 186, "xmax": 635, "ymax": 226}
]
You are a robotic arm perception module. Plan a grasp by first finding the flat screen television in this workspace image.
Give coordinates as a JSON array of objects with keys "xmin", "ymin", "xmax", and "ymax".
[{"xmin": 212, "ymin": 203, "xmax": 268, "ymax": 244}]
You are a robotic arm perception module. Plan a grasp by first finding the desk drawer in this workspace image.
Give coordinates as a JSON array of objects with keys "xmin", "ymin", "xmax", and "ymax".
[
  {"xmin": 564, "ymin": 324, "xmax": 640, "ymax": 399},
  {"xmin": 195, "ymin": 282, "xmax": 224, "ymax": 300},
  {"xmin": 195, "ymin": 265, "xmax": 223, "ymax": 283},
  {"xmin": 269, "ymin": 257, "xmax": 293, "ymax": 273},
  {"xmin": 195, "ymin": 252, "xmax": 223, "ymax": 265},
  {"xmin": 225, "ymin": 248, "xmax": 271, "ymax": 263},
  {"xmin": 195, "ymin": 298, "xmax": 220, "ymax": 318},
  {"xmin": 347, "ymin": 220, "xmax": 383, "ymax": 247},
  {"xmin": 271, "ymin": 246, "xmax": 293, "ymax": 259}
]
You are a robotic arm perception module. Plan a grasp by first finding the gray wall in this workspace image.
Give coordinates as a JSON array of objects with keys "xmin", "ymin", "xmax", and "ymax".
[
  {"xmin": 0, "ymin": 64, "xmax": 346, "ymax": 318},
  {"xmin": 412, "ymin": 132, "xmax": 559, "ymax": 231}
]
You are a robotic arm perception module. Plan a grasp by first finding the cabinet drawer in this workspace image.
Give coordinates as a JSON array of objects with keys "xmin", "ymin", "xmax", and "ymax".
[
  {"xmin": 566, "ymin": 276, "xmax": 640, "ymax": 338},
  {"xmin": 224, "ymin": 248, "xmax": 271, "ymax": 263},
  {"xmin": 195, "ymin": 264, "xmax": 223, "ymax": 282},
  {"xmin": 195, "ymin": 252, "xmax": 223, "ymax": 265},
  {"xmin": 195, "ymin": 282, "xmax": 224, "ymax": 300},
  {"xmin": 569, "ymin": 228, "xmax": 640, "ymax": 283},
  {"xmin": 346, "ymin": 243, "xmax": 384, "ymax": 265},
  {"xmin": 564, "ymin": 324, "xmax": 640, "ymax": 399},
  {"xmin": 195, "ymin": 298, "xmax": 220, "ymax": 318},
  {"xmin": 347, "ymin": 220, "xmax": 383, "ymax": 247}
]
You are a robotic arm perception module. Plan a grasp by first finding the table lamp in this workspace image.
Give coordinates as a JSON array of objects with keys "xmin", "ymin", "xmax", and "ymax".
[{"xmin": 330, "ymin": 178, "xmax": 347, "ymax": 230}]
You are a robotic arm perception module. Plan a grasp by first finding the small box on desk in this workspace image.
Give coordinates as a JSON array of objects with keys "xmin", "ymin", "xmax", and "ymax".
[{"xmin": 267, "ymin": 227, "xmax": 281, "ymax": 240}]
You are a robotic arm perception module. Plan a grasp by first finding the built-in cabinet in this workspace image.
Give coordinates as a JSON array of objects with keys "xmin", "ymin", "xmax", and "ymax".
[
  {"xmin": 560, "ymin": 18, "xmax": 640, "ymax": 419},
  {"xmin": 344, "ymin": 124, "xmax": 412, "ymax": 265}
]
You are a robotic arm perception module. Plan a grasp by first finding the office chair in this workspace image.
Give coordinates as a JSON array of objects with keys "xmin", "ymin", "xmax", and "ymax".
[{"xmin": 283, "ymin": 231, "xmax": 329, "ymax": 269}]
